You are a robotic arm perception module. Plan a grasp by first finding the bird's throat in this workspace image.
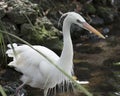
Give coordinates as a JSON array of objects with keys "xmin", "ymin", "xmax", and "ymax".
[{"xmin": 59, "ymin": 19, "xmax": 73, "ymax": 68}]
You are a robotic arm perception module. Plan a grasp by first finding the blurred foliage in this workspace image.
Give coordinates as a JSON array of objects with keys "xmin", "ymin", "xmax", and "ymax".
[
  {"xmin": 0, "ymin": 21, "xmax": 7, "ymax": 68},
  {"xmin": 0, "ymin": 85, "xmax": 7, "ymax": 96},
  {"xmin": 84, "ymin": 4, "xmax": 96, "ymax": 14}
]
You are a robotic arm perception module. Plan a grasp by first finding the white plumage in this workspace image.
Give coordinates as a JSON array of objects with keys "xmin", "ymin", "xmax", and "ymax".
[{"xmin": 6, "ymin": 12, "xmax": 105, "ymax": 96}]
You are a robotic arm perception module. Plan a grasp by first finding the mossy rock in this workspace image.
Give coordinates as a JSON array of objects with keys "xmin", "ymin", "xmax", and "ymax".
[
  {"xmin": 20, "ymin": 22, "xmax": 62, "ymax": 53},
  {"xmin": 97, "ymin": 7, "xmax": 111, "ymax": 17},
  {"xmin": 20, "ymin": 23, "xmax": 52, "ymax": 44},
  {"xmin": 6, "ymin": 0, "xmax": 38, "ymax": 24},
  {"xmin": 84, "ymin": 4, "xmax": 96, "ymax": 14},
  {"xmin": 97, "ymin": 7, "xmax": 114, "ymax": 23}
]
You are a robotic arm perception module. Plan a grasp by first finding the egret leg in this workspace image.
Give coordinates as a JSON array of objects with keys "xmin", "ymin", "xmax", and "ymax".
[
  {"xmin": 44, "ymin": 88, "xmax": 48, "ymax": 96},
  {"xmin": 15, "ymin": 83, "xmax": 25, "ymax": 96}
]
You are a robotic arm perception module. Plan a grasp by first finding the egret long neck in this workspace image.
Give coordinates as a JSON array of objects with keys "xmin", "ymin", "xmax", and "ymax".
[{"xmin": 60, "ymin": 18, "xmax": 73, "ymax": 68}]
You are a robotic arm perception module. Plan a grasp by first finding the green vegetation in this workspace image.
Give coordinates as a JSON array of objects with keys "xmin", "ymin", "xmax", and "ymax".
[
  {"xmin": 0, "ymin": 85, "xmax": 7, "ymax": 96},
  {"xmin": 85, "ymin": 4, "xmax": 96, "ymax": 14}
]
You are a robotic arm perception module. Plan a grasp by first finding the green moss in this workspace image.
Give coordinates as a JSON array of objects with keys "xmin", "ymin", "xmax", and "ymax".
[
  {"xmin": 84, "ymin": 4, "xmax": 96, "ymax": 14},
  {"xmin": 97, "ymin": 7, "xmax": 111, "ymax": 18}
]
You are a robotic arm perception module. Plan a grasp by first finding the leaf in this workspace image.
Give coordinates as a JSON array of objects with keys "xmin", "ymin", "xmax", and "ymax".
[
  {"xmin": 114, "ymin": 62, "xmax": 120, "ymax": 66},
  {"xmin": 0, "ymin": 85, "xmax": 7, "ymax": 96}
]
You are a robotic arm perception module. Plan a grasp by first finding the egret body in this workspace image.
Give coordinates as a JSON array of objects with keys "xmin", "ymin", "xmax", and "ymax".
[{"xmin": 6, "ymin": 12, "xmax": 105, "ymax": 96}]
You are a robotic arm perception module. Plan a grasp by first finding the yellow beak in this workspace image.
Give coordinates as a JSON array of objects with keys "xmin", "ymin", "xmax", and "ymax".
[{"xmin": 83, "ymin": 22, "xmax": 105, "ymax": 39}]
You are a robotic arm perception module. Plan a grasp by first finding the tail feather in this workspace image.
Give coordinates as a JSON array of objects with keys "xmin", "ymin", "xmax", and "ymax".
[
  {"xmin": 7, "ymin": 43, "xmax": 17, "ymax": 48},
  {"xmin": 6, "ymin": 43, "xmax": 23, "ymax": 72},
  {"xmin": 6, "ymin": 43, "xmax": 18, "ymax": 57},
  {"xmin": 8, "ymin": 60, "xmax": 16, "ymax": 67}
]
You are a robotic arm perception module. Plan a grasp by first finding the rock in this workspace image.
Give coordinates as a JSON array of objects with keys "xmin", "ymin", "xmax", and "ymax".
[
  {"xmin": 35, "ymin": 17, "xmax": 62, "ymax": 52},
  {"xmin": 0, "ymin": 8, "xmax": 5, "ymax": 19},
  {"xmin": 91, "ymin": 15, "xmax": 104, "ymax": 25},
  {"xmin": 102, "ymin": 27, "xmax": 110, "ymax": 34},
  {"xmin": 1, "ymin": 19, "xmax": 19, "ymax": 34},
  {"xmin": 20, "ymin": 17, "xmax": 62, "ymax": 53},
  {"xmin": 6, "ymin": 0, "xmax": 38, "ymax": 24},
  {"xmin": 97, "ymin": 7, "xmax": 115, "ymax": 23},
  {"xmin": 83, "ymin": 4, "xmax": 96, "ymax": 14},
  {"xmin": 102, "ymin": 27, "xmax": 110, "ymax": 38},
  {"xmin": 0, "ymin": 1, "xmax": 7, "ymax": 19},
  {"xmin": 20, "ymin": 23, "xmax": 35, "ymax": 43},
  {"xmin": 35, "ymin": 16, "xmax": 60, "ymax": 37},
  {"xmin": 0, "ymin": 19, "xmax": 19, "ymax": 43},
  {"xmin": 37, "ymin": 17, "xmax": 56, "ymax": 31}
]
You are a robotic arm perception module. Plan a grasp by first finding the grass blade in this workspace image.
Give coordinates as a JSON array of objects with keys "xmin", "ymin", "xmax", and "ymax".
[{"xmin": 0, "ymin": 85, "xmax": 7, "ymax": 96}]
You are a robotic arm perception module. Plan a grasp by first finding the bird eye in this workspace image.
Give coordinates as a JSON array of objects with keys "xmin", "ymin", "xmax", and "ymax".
[{"xmin": 76, "ymin": 19, "xmax": 82, "ymax": 24}]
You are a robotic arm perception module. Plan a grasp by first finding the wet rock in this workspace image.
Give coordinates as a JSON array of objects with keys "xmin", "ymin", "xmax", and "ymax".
[
  {"xmin": 6, "ymin": 0, "xmax": 38, "ymax": 24},
  {"xmin": 91, "ymin": 15, "xmax": 104, "ymax": 25}
]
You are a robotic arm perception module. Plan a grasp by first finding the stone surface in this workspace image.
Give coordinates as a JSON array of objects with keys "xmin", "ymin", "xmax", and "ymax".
[
  {"xmin": 6, "ymin": 0, "xmax": 38, "ymax": 24},
  {"xmin": 0, "ymin": 1, "xmax": 7, "ymax": 19},
  {"xmin": 97, "ymin": 7, "xmax": 115, "ymax": 23},
  {"xmin": 91, "ymin": 16, "xmax": 104, "ymax": 25},
  {"xmin": 0, "ymin": 8, "xmax": 5, "ymax": 19},
  {"xmin": 83, "ymin": 4, "xmax": 96, "ymax": 14}
]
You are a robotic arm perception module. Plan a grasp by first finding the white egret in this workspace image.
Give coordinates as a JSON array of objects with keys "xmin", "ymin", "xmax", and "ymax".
[{"xmin": 6, "ymin": 12, "xmax": 105, "ymax": 96}]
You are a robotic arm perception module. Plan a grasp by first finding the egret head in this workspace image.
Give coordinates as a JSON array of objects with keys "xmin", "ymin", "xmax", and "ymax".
[{"xmin": 59, "ymin": 12, "xmax": 105, "ymax": 39}]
